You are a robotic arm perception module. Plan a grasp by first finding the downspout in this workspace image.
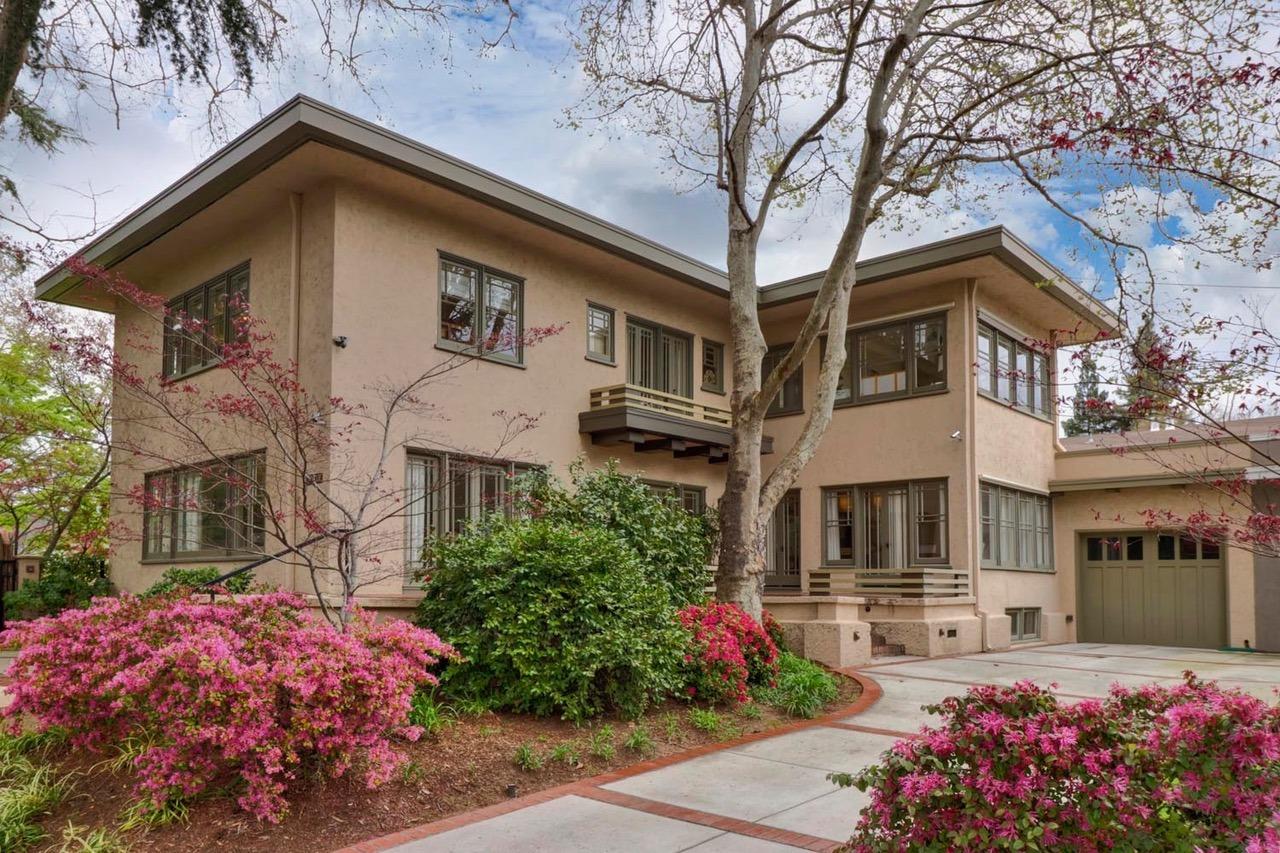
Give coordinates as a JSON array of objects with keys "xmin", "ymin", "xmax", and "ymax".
[
  {"xmin": 289, "ymin": 192, "xmax": 303, "ymax": 593},
  {"xmin": 964, "ymin": 278, "xmax": 985, "ymax": 646}
]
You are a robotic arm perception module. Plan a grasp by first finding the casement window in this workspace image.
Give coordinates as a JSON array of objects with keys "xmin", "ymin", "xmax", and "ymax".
[
  {"xmin": 143, "ymin": 452, "xmax": 265, "ymax": 560},
  {"xmin": 765, "ymin": 490, "xmax": 801, "ymax": 589},
  {"xmin": 1007, "ymin": 607, "xmax": 1042, "ymax": 641},
  {"xmin": 438, "ymin": 256, "xmax": 524, "ymax": 363},
  {"xmin": 404, "ymin": 453, "xmax": 538, "ymax": 585},
  {"xmin": 832, "ymin": 315, "xmax": 946, "ymax": 405},
  {"xmin": 627, "ymin": 319, "xmax": 693, "ymax": 397},
  {"xmin": 701, "ymin": 340, "xmax": 725, "ymax": 393},
  {"xmin": 977, "ymin": 320, "xmax": 1051, "ymax": 417},
  {"xmin": 822, "ymin": 480, "xmax": 948, "ymax": 567},
  {"xmin": 980, "ymin": 482, "xmax": 1052, "ymax": 570},
  {"xmin": 586, "ymin": 303, "xmax": 615, "ymax": 363},
  {"xmin": 642, "ymin": 480, "xmax": 708, "ymax": 515},
  {"xmin": 162, "ymin": 263, "xmax": 250, "ymax": 378},
  {"xmin": 762, "ymin": 345, "xmax": 804, "ymax": 416}
]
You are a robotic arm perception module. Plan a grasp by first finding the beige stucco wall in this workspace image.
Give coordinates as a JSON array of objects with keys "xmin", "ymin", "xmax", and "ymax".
[{"xmin": 1052, "ymin": 484, "xmax": 1256, "ymax": 648}]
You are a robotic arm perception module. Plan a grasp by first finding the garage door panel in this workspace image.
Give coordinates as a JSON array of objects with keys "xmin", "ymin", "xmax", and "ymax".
[{"xmin": 1078, "ymin": 534, "xmax": 1225, "ymax": 650}]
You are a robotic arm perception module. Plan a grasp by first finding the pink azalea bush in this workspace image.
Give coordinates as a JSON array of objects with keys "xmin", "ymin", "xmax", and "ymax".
[
  {"xmin": 844, "ymin": 674, "xmax": 1280, "ymax": 851},
  {"xmin": 677, "ymin": 602, "xmax": 779, "ymax": 704},
  {"xmin": 0, "ymin": 591, "xmax": 455, "ymax": 822}
]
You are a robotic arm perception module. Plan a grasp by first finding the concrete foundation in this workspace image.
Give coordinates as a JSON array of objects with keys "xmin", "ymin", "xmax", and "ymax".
[
  {"xmin": 982, "ymin": 612, "xmax": 1013, "ymax": 650},
  {"xmin": 870, "ymin": 615, "xmax": 983, "ymax": 657}
]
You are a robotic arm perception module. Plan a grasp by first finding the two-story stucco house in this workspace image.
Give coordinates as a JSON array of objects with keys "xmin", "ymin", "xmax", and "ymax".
[{"xmin": 35, "ymin": 96, "xmax": 1279, "ymax": 665}]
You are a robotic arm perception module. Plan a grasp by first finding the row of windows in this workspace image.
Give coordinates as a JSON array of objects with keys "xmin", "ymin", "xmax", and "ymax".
[
  {"xmin": 162, "ymin": 264, "xmax": 250, "ymax": 379},
  {"xmin": 821, "ymin": 480, "xmax": 949, "ymax": 567},
  {"xmin": 142, "ymin": 452, "xmax": 265, "ymax": 560},
  {"xmin": 977, "ymin": 322, "xmax": 1051, "ymax": 417},
  {"xmin": 980, "ymin": 483, "xmax": 1053, "ymax": 571}
]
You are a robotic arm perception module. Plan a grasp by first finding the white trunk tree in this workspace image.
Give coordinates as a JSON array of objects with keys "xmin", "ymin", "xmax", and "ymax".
[{"xmin": 572, "ymin": 0, "xmax": 1280, "ymax": 618}]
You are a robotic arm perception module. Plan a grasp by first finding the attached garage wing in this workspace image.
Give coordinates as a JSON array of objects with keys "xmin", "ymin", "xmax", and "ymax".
[{"xmin": 1077, "ymin": 532, "xmax": 1226, "ymax": 650}]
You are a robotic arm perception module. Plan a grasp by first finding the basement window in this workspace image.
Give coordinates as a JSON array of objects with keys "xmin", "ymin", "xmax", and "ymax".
[{"xmin": 1007, "ymin": 607, "xmax": 1042, "ymax": 642}]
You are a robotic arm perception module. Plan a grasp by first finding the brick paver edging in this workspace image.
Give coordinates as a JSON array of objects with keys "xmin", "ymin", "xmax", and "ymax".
[{"xmin": 336, "ymin": 669, "xmax": 884, "ymax": 853}]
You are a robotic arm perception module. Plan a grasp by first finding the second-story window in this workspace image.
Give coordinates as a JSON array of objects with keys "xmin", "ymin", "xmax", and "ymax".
[
  {"xmin": 162, "ymin": 263, "xmax": 249, "ymax": 379},
  {"xmin": 977, "ymin": 321, "xmax": 1050, "ymax": 417},
  {"xmin": 832, "ymin": 314, "xmax": 946, "ymax": 404},
  {"xmin": 438, "ymin": 256, "xmax": 524, "ymax": 364},
  {"xmin": 627, "ymin": 318, "xmax": 692, "ymax": 397},
  {"xmin": 763, "ymin": 344, "xmax": 803, "ymax": 416},
  {"xmin": 586, "ymin": 303, "xmax": 615, "ymax": 363},
  {"xmin": 701, "ymin": 340, "xmax": 725, "ymax": 393}
]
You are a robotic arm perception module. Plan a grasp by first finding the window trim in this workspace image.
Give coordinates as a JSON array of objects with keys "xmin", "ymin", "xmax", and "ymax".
[
  {"xmin": 763, "ymin": 343, "xmax": 804, "ymax": 417},
  {"xmin": 821, "ymin": 313, "xmax": 949, "ymax": 409},
  {"xmin": 765, "ymin": 489, "xmax": 801, "ymax": 589},
  {"xmin": 625, "ymin": 317, "xmax": 695, "ymax": 398},
  {"xmin": 701, "ymin": 339, "xmax": 726, "ymax": 394},
  {"xmin": 403, "ymin": 451, "xmax": 540, "ymax": 587},
  {"xmin": 979, "ymin": 480, "xmax": 1054, "ymax": 572},
  {"xmin": 641, "ymin": 479, "xmax": 708, "ymax": 515},
  {"xmin": 976, "ymin": 318, "xmax": 1052, "ymax": 421},
  {"xmin": 1007, "ymin": 607, "xmax": 1042, "ymax": 642},
  {"xmin": 820, "ymin": 478, "xmax": 950, "ymax": 568},
  {"xmin": 585, "ymin": 302, "xmax": 616, "ymax": 365},
  {"xmin": 436, "ymin": 252, "xmax": 526, "ymax": 367},
  {"xmin": 141, "ymin": 450, "xmax": 266, "ymax": 562},
  {"xmin": 162, "ymin": 262, "xmax": 250, "ymax": 380}
]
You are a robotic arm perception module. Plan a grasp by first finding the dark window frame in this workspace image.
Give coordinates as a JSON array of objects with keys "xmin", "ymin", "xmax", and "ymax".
[
  {"xmin": 642, "ymin": 479, "xmax": 708, "ymax": 515},
  {"xmin": 821, "ymin": 478, "xmax": 949, "ymax": 568},
  {"xmin": 585, "ymin": 302, "xmax": 616, "ymax": 365},
  {"xmin": 162, "ymin": 262, "xmax": 250, "ymax": 380},
  {"xmin": 701, "ymin": 339, "xmax": 726, "ymax": 394},
  {"xmin": 980, "ymin": 481, "xmax": 1053, "ymax": 571},
  {"xmin": 762, "ymin": 344, "xmax": 804, "ymax": 417},
  {"xmin": 765, "ymin": 489, "xmax": 801, "ymax": 589},
  {"xmin": 142, "ymin": 450, "xmax": 266, "ymax": 561},
  {"xmin": 626, "ymin": 317, "xmax": 695, "ymax": 398},
  {"xmin": 437, "ymin": 253, "xmax": 526, "ymax": 366},
  {"xmin": 976, "ymin": 319, "xmax": 1052, "ymax": 420}
]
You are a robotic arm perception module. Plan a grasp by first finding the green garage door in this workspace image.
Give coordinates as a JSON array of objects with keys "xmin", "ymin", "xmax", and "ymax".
[{"xmin": 1078, "ymin": 532, "xmax": 1226, "ymax": 649}]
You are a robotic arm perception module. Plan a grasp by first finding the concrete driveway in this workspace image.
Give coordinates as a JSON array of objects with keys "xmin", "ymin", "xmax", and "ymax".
[{"xmin": 350, "ymin": 644, "xmax": 1280, "ymax": 853}]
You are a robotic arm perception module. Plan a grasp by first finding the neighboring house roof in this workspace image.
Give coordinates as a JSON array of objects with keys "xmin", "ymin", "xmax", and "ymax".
[
  {"xmin": 1058, "ymin": 415, "xmax": 1280, "ymax": 453},
  {"xmin": 35, "ymin": 94, "xmax": 1117, "ymax": 333}
]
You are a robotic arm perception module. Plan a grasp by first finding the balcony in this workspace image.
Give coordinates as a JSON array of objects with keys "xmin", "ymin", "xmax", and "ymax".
[
  {"xmin": 808, "ymin": 566, "xmax": 970, "ymax": 599},
  {"xmin": 578, "ymin": 383, "xmax": 772, "ymax": 462}
]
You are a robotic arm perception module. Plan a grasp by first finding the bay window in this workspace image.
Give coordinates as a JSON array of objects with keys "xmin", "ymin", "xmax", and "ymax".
[{"xmin": 977, "ymin": 319, "xmax": 1051, "ymax": 417}]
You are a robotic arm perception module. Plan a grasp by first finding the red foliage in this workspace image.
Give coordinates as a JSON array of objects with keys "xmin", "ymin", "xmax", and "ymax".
[{"xmin": 678, "ymin": 602, "xmax": 779, "ymax": 705}]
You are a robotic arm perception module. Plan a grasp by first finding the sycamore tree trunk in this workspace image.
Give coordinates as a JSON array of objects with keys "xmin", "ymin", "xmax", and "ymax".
[{"xmin": 0, "ymin": 0, "xmax": 41, "ymax": 126}]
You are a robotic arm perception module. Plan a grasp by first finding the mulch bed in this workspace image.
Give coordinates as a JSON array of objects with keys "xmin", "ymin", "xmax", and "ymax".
[{"xmin": 34, "ymin": 674, "xmax": 861, "ymax": 852}]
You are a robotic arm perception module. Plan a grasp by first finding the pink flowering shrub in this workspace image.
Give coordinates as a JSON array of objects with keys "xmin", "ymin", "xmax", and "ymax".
[
  {"xmin": 843, "ymin": 674, "xmax": 1280, "ymax": 851},
  {"xmin": 0, "ymin": 592, "xmax": 455, "ymax": 822},
  {"xmin": 678, "ymin": 602, "xmax": 779, "ymax": 704}
]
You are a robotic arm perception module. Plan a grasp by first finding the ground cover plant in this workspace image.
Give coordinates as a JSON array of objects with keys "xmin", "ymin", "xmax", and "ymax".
[
  {"xmin": 1, "ymin": 591, "xmax": 455, "ymax": 823},
  {"xmin": 839, "ymin": 674, "xmax": 1280, "ymax": 851}
]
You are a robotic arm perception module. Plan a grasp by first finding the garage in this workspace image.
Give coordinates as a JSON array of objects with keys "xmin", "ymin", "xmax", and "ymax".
[{"xmin": 1077, "ymin": 532, "xmax": 1226, "ymax": 649}]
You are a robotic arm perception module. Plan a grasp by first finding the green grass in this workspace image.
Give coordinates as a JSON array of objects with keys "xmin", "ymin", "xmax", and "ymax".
[
  {"xmin": 513, "ymin": 743, "xmax": 544, "ymax": 772},
  {"xmin": 407, "ymin": 687, "xmax": 456, "ymax": 737},
  {"xmin": 622, "ymin": 727, "xmax": 654, "ymax": 754},
  {"xmin": 660, "ymin": 712, "xmax": 681, "ymax": 741},
  {"xmin": 752, "ymin": 652, "xmax": 839, "ymax": 719},
  {"xmin": 118, "ymin": 796, "xmax": 190, "ymax": 832},
  {"xmin": 736, "ymin": 701, "xmax": 764, "ymax": 720},
  {"xmin": 0, "ymin": 731, "xmax": 71, "ymax": 851},
  {"xmin": 589, "ymin": 725, "xmax": 616, "ymax": 761}
]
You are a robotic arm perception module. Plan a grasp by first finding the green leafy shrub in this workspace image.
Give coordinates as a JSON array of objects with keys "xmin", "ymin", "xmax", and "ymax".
[
  {"xmin": 518, "ymin": 461, "xmax": 713, "ymax": 606},
  {"xmin": 752, "ymin": 652, "xmax": 838, "ymax": 718},
  {"xmin": 3, "ymin": 553, "xmax": 110, "ymax": 621},
  {"xmin": 416, "ymin": 518, "xmax": 688, "ymax": 723},
  {"xmin": 141, "ymin": 565, "xmax": 252, "ymax": 597}
]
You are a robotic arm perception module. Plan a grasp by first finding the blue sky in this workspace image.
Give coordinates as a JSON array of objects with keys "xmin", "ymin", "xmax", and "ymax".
[{"xmin": 6, "ymin": 0, "xmax": 1278, "ymax": 331}]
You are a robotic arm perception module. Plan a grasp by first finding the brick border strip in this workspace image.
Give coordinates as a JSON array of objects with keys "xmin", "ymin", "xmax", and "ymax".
[{"xmin": 336, "ymin": 669, "xmax": 884, "ymax": 853}]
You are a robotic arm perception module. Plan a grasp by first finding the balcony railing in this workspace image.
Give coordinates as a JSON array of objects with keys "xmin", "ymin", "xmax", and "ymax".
[
  {"xmin": 587, "ymin": 384, "xmax": 733, "ymax": 426},
  {"xmin": 809, "ymin": 566, "xmax": 970, "ymax": 598}
]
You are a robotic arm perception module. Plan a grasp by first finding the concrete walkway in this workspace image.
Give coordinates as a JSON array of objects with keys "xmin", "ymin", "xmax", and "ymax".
[{"xmin": 344, "ymin": 644, "xmax": 1280, "ymax": 853}]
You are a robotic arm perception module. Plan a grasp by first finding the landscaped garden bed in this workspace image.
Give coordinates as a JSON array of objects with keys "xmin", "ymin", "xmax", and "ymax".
[{"xmin": 15, "ymin": 674, "xmax": 860, "ymax": 852}]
